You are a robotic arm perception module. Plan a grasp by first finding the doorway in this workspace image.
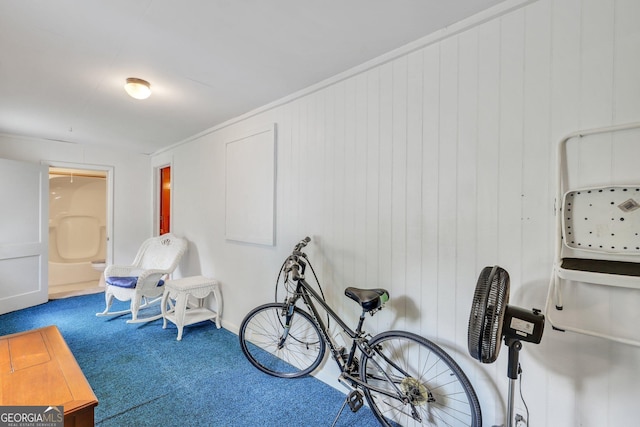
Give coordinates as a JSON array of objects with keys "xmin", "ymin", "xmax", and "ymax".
[
  {"xmin": 159, "ymin": 166, "xmax": 171, "ymax": 235},
  {"xmin": 48, "ymin": 166, "xmax": 109, "ymax": 299}
]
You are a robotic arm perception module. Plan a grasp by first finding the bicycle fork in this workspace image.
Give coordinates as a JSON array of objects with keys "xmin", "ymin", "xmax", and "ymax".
[{"xmin": 277, "ymin": 303, "xmax": 296, "ymax": 349}]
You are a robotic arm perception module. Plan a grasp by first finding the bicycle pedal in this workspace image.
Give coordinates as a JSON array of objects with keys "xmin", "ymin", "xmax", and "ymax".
[{"xmin": 347, "ymin": 390, "xmax": 364, "ymax": 413}]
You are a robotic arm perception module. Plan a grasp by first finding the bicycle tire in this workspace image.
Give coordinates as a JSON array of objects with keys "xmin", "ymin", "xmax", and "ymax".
[
  {"xmin": 360, "ymin": 330, "xmax": 482, "ymax": 427},
  {"xmin": 239, "ymin": 303, "xmax": 326, "ymax": 378}
]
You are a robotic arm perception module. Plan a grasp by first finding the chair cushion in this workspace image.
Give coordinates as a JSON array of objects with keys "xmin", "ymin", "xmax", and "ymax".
[{"xmin": 106, "ymin": 277, "xmax": 165, "ymax": 289}]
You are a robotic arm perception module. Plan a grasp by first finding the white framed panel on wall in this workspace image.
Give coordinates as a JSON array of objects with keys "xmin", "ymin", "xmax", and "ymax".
[{"xmin": 225, "ymin": 124, "xmax": 276, "ymax": 246}]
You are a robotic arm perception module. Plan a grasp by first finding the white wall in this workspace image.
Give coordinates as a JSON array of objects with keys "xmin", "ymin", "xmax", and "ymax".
[
  {"xmin": 157, "ymin": 0, "xmax": 640, "ymax": 425},
  {"xmin": 0, "ymin": 133, "xmax": 152, "ymax": 264}
]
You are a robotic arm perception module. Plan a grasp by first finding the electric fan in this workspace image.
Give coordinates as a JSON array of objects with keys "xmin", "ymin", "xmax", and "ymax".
[{"xmin": 468, "ymin": 266, "xmax": 545, "ymax": 427}]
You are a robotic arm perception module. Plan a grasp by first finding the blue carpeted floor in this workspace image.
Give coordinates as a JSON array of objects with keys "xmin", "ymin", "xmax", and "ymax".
[{"xmin": 0, "ymin": 293, "xmax": 380, "ymax": 426}]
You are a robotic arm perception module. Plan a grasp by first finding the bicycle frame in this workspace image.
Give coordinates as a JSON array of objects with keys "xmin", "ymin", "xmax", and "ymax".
[
  {"xmin": 285, "ymin": 257, "xmax": 414, "ymax": 406},
  {"xmin": 240, "ymin": 238, "xmax": 482, "ymax": 426}
]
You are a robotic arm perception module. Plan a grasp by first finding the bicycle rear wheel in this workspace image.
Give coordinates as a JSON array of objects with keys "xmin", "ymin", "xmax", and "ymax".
[
  {"xmin": 239, "ymin": 303, "xmax": 325, "ymax": 378},
  {"xmin": 360, "ymin": 330, "xmax": 481, "ymax": 427}
]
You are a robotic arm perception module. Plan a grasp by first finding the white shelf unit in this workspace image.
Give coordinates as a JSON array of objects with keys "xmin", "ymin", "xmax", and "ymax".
[{"xmin": 162, "ymin": 276, "xmax": 222, "ymax": 341}]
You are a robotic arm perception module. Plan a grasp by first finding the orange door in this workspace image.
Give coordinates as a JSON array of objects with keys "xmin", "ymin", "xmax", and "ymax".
[{"xmin": 159, "ymin": 166, "xmax": 171, "ymax": 235}]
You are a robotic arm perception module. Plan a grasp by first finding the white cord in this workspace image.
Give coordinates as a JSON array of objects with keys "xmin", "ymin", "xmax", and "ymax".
[{"xmin": 516, "ymin": 363, "xmax": 530, "ymax": 426}]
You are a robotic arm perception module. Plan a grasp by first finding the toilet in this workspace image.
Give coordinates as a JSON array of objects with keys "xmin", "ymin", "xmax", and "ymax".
[{"xmin": 92, "ymin": 260, "xmax": 106, "ymax": 287}]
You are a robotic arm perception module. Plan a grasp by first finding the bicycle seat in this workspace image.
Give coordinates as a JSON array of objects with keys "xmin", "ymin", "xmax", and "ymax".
[{"xmin": 345, "ymin": 287, "xmax": 389, "ymax": 311}]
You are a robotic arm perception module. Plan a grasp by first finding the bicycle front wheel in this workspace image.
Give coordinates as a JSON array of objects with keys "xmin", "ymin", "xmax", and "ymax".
[
  {"xmin": 239, "ymin": 303, "xmax": 325, "ymax": 378},
  {"xmin": 360, "ymin": 330, "xmax": 481, "ymax": 427}
]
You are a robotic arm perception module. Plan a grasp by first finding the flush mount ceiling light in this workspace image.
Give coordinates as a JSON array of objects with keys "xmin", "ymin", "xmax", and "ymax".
[{"xmin": 124, "ymin": 77, "xmax": 151, "ymax": 100}]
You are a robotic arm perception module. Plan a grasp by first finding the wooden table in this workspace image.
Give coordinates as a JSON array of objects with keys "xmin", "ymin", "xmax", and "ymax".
[{"xmin": 0, "ymin": 325, "xmax": 98, "ymax": 427}]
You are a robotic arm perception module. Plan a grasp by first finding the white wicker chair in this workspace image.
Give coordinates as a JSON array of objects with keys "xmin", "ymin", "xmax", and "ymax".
[{"xmin": 96, "ymin": 233, "xmax": 188, "ymax": 323}]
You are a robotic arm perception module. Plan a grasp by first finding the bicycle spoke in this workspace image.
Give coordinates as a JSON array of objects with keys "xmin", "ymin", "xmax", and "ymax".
[
  {"xmin": 239, "ymin": 303, "xmax": 325, "ymax": 378},
  {"xmin": 361, "ymin": 331, "xmax": 481, "ymax": 426}
]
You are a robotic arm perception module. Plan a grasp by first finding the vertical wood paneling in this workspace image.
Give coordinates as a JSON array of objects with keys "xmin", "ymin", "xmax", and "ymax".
[
  {"xmin": 578, "ymin": 0, "xmax": 615, "ymax": 189},
  {"xmin": 161, "ymin": 1, "xmax": 640, "ymax": 425},
  {"xmin": 548, "ymin": 19, "xmax": 582, "ymax": 427},
  {"xmin": 332, "ymin": 81, "xmax": 346, "ymax": 315},
  {"xmin": 581, "ymin": 0, "xmax": 615, "ymax": 128},
  {"xmin": 288, "ymin": 99, "xmax": 301, "ymax": 241},
  {"xmin": 522, "ymin": 0, "xmax": 552, "ymax": 300},
  {"xmin": 498, "ymin": 9, "xmax": 525, "ymax": 282},
  {"xmin": 302, "ymin": 92, "xmax": 321, "ymax": 286},
  {"xmin": 296, "ymin": 96, "xmax": 308, "ymax": 239},
  {"xmin": 476, "ymin": 19, "xmax": 501, "ymax": 270},
  {"xmin": 405, "ymin": 50, "xmax": 423, "ymax": 332},
  {"xmin": 343, "ymin": 77, "xmax": 356, "ymax": 312},
  {"xmin": 456, "ymin": 28, "xmax": 479, "ymax": 352},
  {"xmin": 390, "ymin": 56, "xmax": 408, "ymax": 330},
  {"xmin": 353, "ymin": 74, "xmax": 368, "ymax": 294},
  {"xmin": 437, "ymin": 36, "xmax": 458, "ymax": 343},
  {"xmin": 420, "ymin": 43, "xmax": 440, "ymax": 338},
  {"xmin": 364, "ymin": 67, "xmax": 380, "ymax": 298},
  {"xmin": 377, "ymin": 62, "xmax": 394, "ymax": 331},
  {"xmin": 496, "ymin": 20, "xmax": 527, "ymax": 418},
  {"xmin": 550, "ymin": 0, "xmax": 582, "ymax": 140},
  {"xmin": 309, "ymin": 91, "xmax": 325, "ymax": 238},
  {"xmin": 614, "ymin": 0, "xmax": 640, "ymax": 123},
  {"xmin": 578, "ymin": 3, "xmax": 616, "ymax": 425},
  {"xmin": 321, "ymin": 84, "xmax": 335, "ymax": 291},
  {"xmin": 475, "ymin": 18, "xmax": 503, "ymax": 422},
  {"xmin": 521, "ymin": 1, "xmax": 552, "ymax": 423}
]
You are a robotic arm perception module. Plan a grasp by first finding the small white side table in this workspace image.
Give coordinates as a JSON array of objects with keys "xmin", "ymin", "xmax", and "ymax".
[{"xmin": 161, "ymin": 276, "xmax": 222, "ymax": 341}]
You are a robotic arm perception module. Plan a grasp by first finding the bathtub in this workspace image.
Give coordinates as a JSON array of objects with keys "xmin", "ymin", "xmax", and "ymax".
[
  {"xmin": 49, "ymin": 260, "xmax": 102, "ymax": 286},
  {"xmin": 48, "ymin": 174, "xmax": 106, "ymax": 288}
]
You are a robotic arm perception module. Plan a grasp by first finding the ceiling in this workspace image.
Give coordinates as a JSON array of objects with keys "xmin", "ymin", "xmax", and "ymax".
[{"xmin": 0, "ymin": 0, "xmax": 508, "ymax": 155}]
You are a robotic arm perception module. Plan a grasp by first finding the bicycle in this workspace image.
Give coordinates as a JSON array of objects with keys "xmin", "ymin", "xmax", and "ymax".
[{"xmin": 239, "ymin": 237, "xmax": 482, "ymax": 427}]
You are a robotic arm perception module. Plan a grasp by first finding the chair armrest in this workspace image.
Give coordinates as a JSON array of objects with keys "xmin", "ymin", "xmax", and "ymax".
[
  {"xmin": 104, "ymin": 264, "xmax": 173, "ymax": 291},
  {"xmin": 104, "ymin": 265, "xmax": 139, "ymax": 277},
  {"xmin": 135, "ymin": 269, "xmax": 172, "ymax": 290}
]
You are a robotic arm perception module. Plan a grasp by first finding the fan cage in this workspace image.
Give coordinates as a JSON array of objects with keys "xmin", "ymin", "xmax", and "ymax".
[{"xmin": 468, "ymin": 266, "xmax": 510, "ymax": 364}]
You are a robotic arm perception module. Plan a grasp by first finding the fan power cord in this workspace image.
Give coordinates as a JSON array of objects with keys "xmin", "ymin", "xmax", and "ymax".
[{"xmin": 515, "ymin": 363, "xmax": 530, "ymax": 426}]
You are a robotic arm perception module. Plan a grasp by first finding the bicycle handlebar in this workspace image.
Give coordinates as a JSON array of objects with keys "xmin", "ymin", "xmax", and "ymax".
[
  {"xmin": 285, "ymin": 237, "xmax": 311, "ymax": 280},
  {"xmin": 291, "ymin": 236, "xmax": 311, "ymax": 256},
  {"xmin": 293, "ymin": 236, "xmax": 311, "ymax": 253}
]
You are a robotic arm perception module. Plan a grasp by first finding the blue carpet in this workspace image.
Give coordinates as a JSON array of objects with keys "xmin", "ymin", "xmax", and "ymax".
[{"xmin": 0, "ymin": 293, "xmax": 380, "ymax": 426}]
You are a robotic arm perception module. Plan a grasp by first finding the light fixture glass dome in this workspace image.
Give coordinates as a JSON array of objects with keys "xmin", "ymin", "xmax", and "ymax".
[{"xmin": 124, "ymin": 77, "xmax": 151, "ymax": 100}]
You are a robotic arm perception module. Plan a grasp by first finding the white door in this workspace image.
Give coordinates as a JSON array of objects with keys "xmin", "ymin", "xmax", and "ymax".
[{"xmin": 0, "ymin": 158, "xmax": 48, "ymax": 314}]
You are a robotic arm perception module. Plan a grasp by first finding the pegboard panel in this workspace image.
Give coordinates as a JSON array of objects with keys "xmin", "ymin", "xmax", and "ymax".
[{"xmin": 562, "ymin": 186, "xmax": 640, "ymax": 254}]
